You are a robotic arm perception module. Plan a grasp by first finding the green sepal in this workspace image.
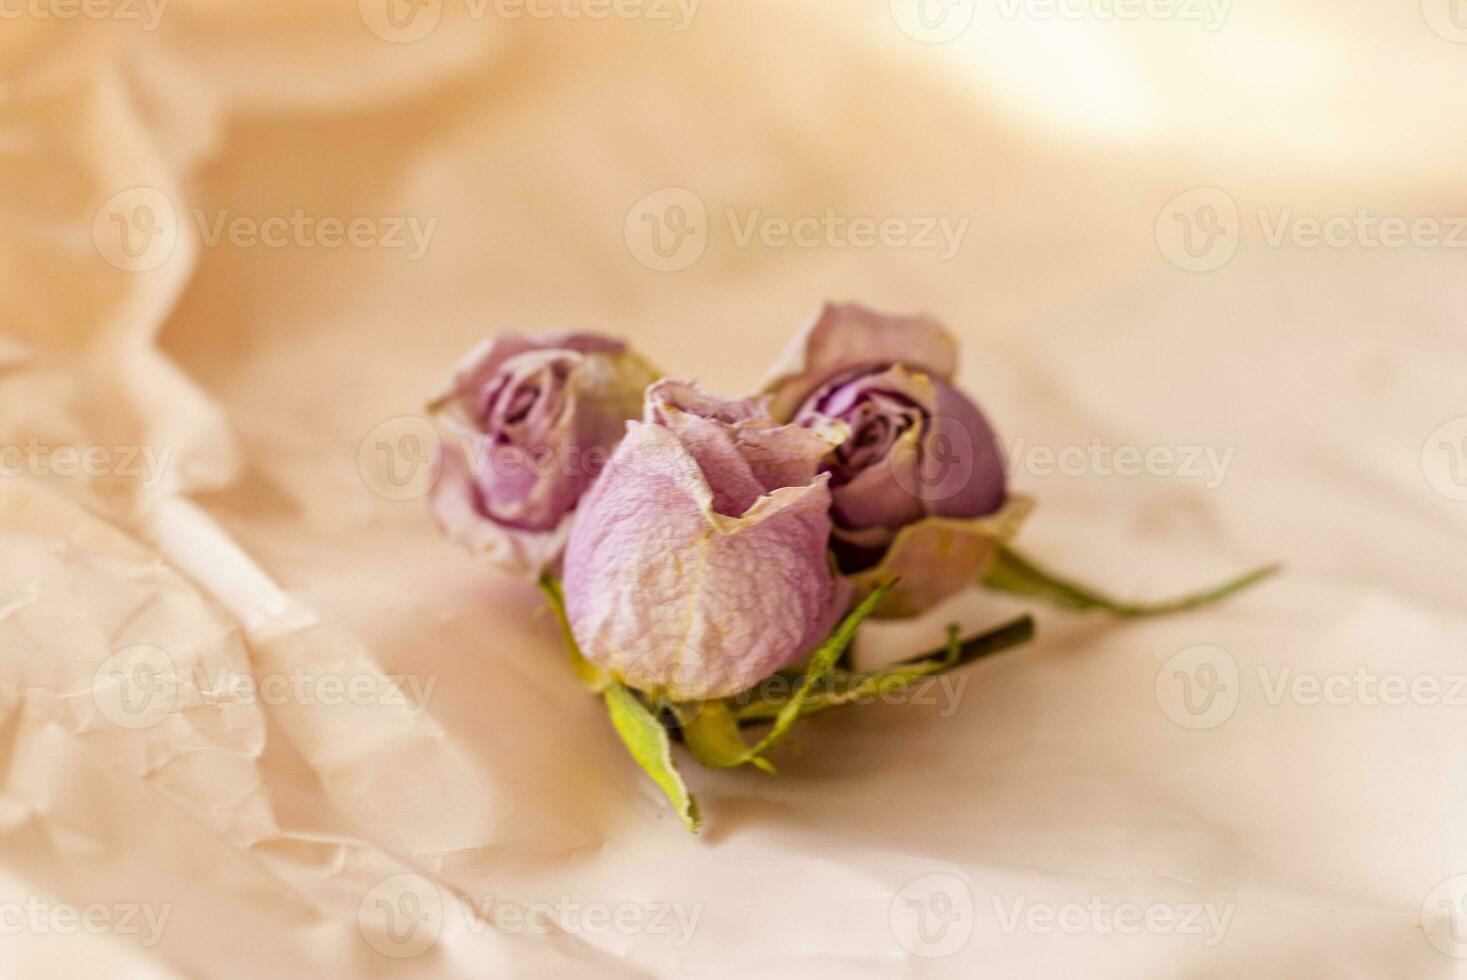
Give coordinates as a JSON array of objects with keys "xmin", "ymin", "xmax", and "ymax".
[
  {"xmin": 537, "ymin": 575, "xmax": 607, "ymax": 691},
  {"xmin": 983, "ymin": 546, "xmax": 1278, "ymax": 618},
  {"xmin": 668, "ymin": 582, "xmax": 894, "ymax": 771},
  {"xmin": 678, "ymin": 699, "xmax": 775, "ymax": 774},
  {"xmin": 730, "ymin": 614, "xmax": 1034, "ymax": 725},
  {"xmin": 740, "ymin": 580, "xmax": 894, "ymax": 764},
  {"xmin": 602, "ymin": 681, "xmax": 701, "ymax": 833}
]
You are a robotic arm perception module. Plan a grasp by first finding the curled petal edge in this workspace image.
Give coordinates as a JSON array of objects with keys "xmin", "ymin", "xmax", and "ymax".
[
  {"xmin": 761, "ymin": 302, "xmax": 960, "ymax": 421},
  {"xmin": 428, "ymin": 441, "xmax": 573, "ymax": 580},
  {"xmin": 566, "ymin": 422, "xmax": 850, "ymax": 700},
  {"xmin": 845, "ymin": 494, "xmax": 1035, "ymax": 619}
]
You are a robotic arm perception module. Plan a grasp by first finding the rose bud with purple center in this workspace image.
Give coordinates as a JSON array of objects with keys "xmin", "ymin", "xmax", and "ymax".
[
  {"xmin": 429, "ymin": 333, "xmax": 660, "ymax": 578},
  {"xmin": 561, "ymin": 380, "xmax": 852, "ymax": 701},
  {"xmin": 763, "ymin": 303, "xmax": 1031, "ymax": 617}
]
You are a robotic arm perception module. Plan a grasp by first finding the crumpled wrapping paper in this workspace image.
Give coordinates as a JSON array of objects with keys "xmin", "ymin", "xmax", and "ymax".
[{"xmin": 1, "ymin": 2, "xmax": 1464, "ymax": 976}]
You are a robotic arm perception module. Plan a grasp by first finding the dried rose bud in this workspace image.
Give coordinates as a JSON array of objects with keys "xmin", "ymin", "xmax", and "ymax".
[
  {"xmin": 764, "ymin": 303, "xmax": 1029, "ymax": 616},
  {"xmin": 562, "ymin": 381, "xmax": 851, "ymax": 700},
  {"xmin": 429, "ymin": 333, "xmax": 659, "ymax": 578}
]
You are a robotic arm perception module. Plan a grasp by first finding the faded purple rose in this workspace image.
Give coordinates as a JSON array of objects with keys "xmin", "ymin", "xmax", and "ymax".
[
  {"xmin": 561, "ymin": 380, "xmax": 851, "ymax": 700},
  {"xmin": 429, "ymin": 333, "xmax": 659, "ymax": 578},
  {"xmin": 763, "ymin": 303, "xmax": 1030, "ymax": 617}
]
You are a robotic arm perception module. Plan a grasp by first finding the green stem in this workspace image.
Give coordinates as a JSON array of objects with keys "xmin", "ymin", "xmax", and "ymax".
[
  {"xmin": 537, "ymin": 575, "xmax": 607, "ymax": 690},
  {"xmin": 983, "ymin": 546, "xmax": 1278, "ymax": 618},
  {"xmin": 730, "ymin": 613, "xmax": 1035, "ymax": 726}
]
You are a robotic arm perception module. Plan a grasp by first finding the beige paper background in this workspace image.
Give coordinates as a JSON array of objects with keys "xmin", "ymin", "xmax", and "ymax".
[{"xmin": 1, "ymin": 1, "xmax": 1465, "ymax": 976}]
